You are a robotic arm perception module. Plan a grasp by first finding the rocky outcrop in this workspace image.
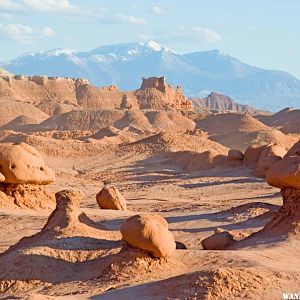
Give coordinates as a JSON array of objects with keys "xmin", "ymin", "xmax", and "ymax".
[
  {"xmin": 238, "ymin": 141, "xmax": 300, "ymax": 243},
  {"xmin": 121, "ymin": 214, "xmax": 176, "ymax": 257},
  {"xmin": 243, "ymin": 143, "xmax": 286, "ymax": 177},
  {"xmin": 43, "ymin": 190, "xmax": 86, "ymax": 232},
  {"xmin": 137, "ymin": 77, "xmax": 193, "ymax": 111},
  {"xmin": 254, "ymin": 144, "xmax": 286, "ymax": 178},
  {"xmin": 96, "ymin": 186, "xmax": 127, "ymax": 211}
]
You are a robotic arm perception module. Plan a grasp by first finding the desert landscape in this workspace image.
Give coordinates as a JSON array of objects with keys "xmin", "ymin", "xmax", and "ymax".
[{"xmin": 1, "ymin": 69, "xmax": 300, "ymax": 299}]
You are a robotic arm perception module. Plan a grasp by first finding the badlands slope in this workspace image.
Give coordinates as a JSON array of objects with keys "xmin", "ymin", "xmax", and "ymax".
[{"xmin": 0, "ymin": 73, "xmax": 300, "ymax": 299}]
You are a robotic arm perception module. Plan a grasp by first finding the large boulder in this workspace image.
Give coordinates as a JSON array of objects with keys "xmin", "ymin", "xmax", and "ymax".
[
  {"xmin": 0, "ymin": 142, "xmax": 55, "ymax": 184},
  {"xmin": 243, "ymin": 143, "xmax": 266, "ymax": 168},
  {"xmin": 225, "ymin": 149, "xmax": 244, "ymax": 168},
  {"xmin": 228, "ymin": 149, "xmax": 244, "ymax": 161},
  {"xmin": 201, "ymin": 231, "xmax": 234, "ymax": 250},
  {"xmin": 120, "ymin": 214, "xmax": 176, "ymax": 258},
  {"xmin": 96, "ymin": 186, "xmax": 127, "ymax": 211}
]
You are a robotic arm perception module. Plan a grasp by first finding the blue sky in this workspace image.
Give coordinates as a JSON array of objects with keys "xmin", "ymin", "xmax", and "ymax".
[{"xmin": 0, "ymin": 0, "xmax": 300, "ymax": 78}]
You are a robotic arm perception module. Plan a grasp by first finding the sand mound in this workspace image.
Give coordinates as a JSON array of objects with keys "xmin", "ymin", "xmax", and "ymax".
[
  {"xmin": 196, "ymin": 112, "xmax": 268, "ymax": 135},
  {"xmin": 145, "ymin": 110, "xmax": 195, "ymax": 132},
  {"xmin": 258, "ymin": 107, "xmax": 300, "ymax": 134},
  {"xmin": 162, "ymin": 150, "xmax": 227, "ymax": 172},
  {"xmin": 0, "ymin": 101, "xmax": 49, "ymax": 128},
  {"xmin": 210, "ymin": 128, "xmax": 298, "ymax": 152},
  {"xmin": 2, "ymin": 134, "xmax": 117, "ymax": 158},
  {"xmin": 38, "ymin": 109, "xmax": 125, "ymax": 131},
  {"xmin": 52, "ymin": 103, "xmax": 80, "ymax": 115},
  {"xmin": 92, "ymin": 126, "xmax": 121, "ymax": 139},
  {"xmin": 0, "ymin": 190, "xmax": 178, "ymax": 297},
  {"xmin": 37, "ymin": 109, "xmax": 195, "ymax": 133},
  {"xmin": 114, "ymin": 110, "xmax": 152, "ymax": 131},
  {"xmin": 101, "ymin": 266, "xmax": 281, "ymax": 300},
  {"xmin": 127, "ymin": 131, "xmax": 228, "ymax": 154}
]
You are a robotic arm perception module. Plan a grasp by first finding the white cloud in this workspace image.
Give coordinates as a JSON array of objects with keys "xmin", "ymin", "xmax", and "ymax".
[
  {"xmin": 0, "ymin": 22, "xmax": 56, "ymax": 43},
  {"xmin": 0, "ymin": 12, "xmax": 14, "ymax": 19},
  {"xmin": 0, "ymin": 0, "xmax": 23, "ymax": 10},
  {"xmin": 21, "ymin": 0, "xmax": 74, "ymax": 12},
  {"xmin": 116, "ymin": 14, "xmax": 147, "ymax": 25},
  {"xmin": 152, "ymin": 5, "xmax": 164, "ymax": 14},
  {"xmin": 174, "ymin": 26, "xmax": 221, "ymax": 43},
  {"xmin": 41, "ymin": 26, "xmax": 55, "ymax": 37},
  {"xmin": 191, "ymin": 26, "xmax": 221, "ymax": 43}
]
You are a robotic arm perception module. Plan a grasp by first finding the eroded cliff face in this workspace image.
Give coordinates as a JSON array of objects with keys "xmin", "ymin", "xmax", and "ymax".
[
  {"xmin": 0, "ymin": 75, "xmax": 193, "ymax": 117},
  {"xmin": 136, "ymin": 77, "xmax": 193, "ymax": 111}
]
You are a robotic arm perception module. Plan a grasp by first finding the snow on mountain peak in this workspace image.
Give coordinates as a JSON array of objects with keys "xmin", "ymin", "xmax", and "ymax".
[
  {"xmin": 46, "ymin": 48, "xmax": 76, "ymax": 56},
  {"xmin": 145, "ymin": 40, "xmax": 162, "ymax": 51}
]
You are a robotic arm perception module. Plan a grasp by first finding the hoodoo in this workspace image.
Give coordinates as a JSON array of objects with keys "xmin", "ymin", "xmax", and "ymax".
[{"xmin": 0, "ymin": 142, "xmax": 55, "ymax": 209}]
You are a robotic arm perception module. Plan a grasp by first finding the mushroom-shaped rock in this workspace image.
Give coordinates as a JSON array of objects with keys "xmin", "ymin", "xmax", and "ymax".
[
  {"xmin": 266, "ymin": 155, "xmax": 300, "ymax": 189},
  {"xmin": 96, "ymin": 186, "xmax": 127, "ymax": 211},
  {"xmin": 0, "ymin": 142, "xmax": 55, "ymax": 184},
  {"xmin": 201, "ymin": 231, "xmax": 234, "ymax": 250},
  {"xmin": 120, "ymin": 214, "xmax": 176, "ymax": 258},
  {"xmin": 255, "ymin": 144, "xmax": 286, "ymax": 178}
]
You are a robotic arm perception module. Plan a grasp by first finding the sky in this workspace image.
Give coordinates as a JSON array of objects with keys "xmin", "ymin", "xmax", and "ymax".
[{"xmin": 0, "ymin": 0, "xmax": 299, "ymax": 78}]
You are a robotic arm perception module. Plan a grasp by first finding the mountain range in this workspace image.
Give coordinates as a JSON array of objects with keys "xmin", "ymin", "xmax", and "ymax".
[{"xmin": 2, "ymin": 40, "xmax": 300, "ymax": 111}]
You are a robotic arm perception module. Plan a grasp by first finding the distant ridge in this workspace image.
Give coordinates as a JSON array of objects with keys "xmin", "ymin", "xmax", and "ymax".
[
  {"xmin": 192, "ymin": 92, "xmax": 267, "ymax": 114},
  {"xmin": 2, "ymin": 41, "xmax": 300, "ymax": 111}
]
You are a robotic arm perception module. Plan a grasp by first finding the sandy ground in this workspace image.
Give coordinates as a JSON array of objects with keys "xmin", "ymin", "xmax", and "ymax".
[{"xmin": 1, "ymin": 149, "xmax": 299, "ymax": 300}]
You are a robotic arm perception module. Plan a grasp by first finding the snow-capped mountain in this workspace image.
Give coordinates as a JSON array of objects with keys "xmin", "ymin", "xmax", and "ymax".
[{"xmin": 2, "ymin": 40, "xmax": 300, "ymax": 110}]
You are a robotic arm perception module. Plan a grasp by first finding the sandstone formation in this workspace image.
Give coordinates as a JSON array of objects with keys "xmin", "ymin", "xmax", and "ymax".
[
  {"xmin": 254, "ymin": 144, "xmax": 286, "ymax": 178},
  {"xmin": 243, "ymin": 143, "xmax": 286, "ymax": 177},
  {"xmin": 0, "ymin": 142, "xmax": 55, "ymax": 209},
  {"xmin": 96, "ymin": 186, "xmax": 127, "ymax": 211},
  {"xmin": 120, "ymin": 214, "xmax": 176, "ymax": 257},
  {"xmin": 43, "ymin": 189, "xmax": 91, "ymax": 233},
  {"xmin": 0, "ymin": 190, "xmax": 175, "ymax": 296},
  {"xmin": 0, "ymin": 75, "xmax": 193, "ymax": 126},
  {"xmin": 201, "ymin": 231, "xmax": 234, "ymax": 250},
  {"xmin": 236, "ymin": 140, "xmax": 300, "ymax": 244},
  {"xmin": 136, "ymin": 77, "xmax": 192, "ymax": 110}
]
